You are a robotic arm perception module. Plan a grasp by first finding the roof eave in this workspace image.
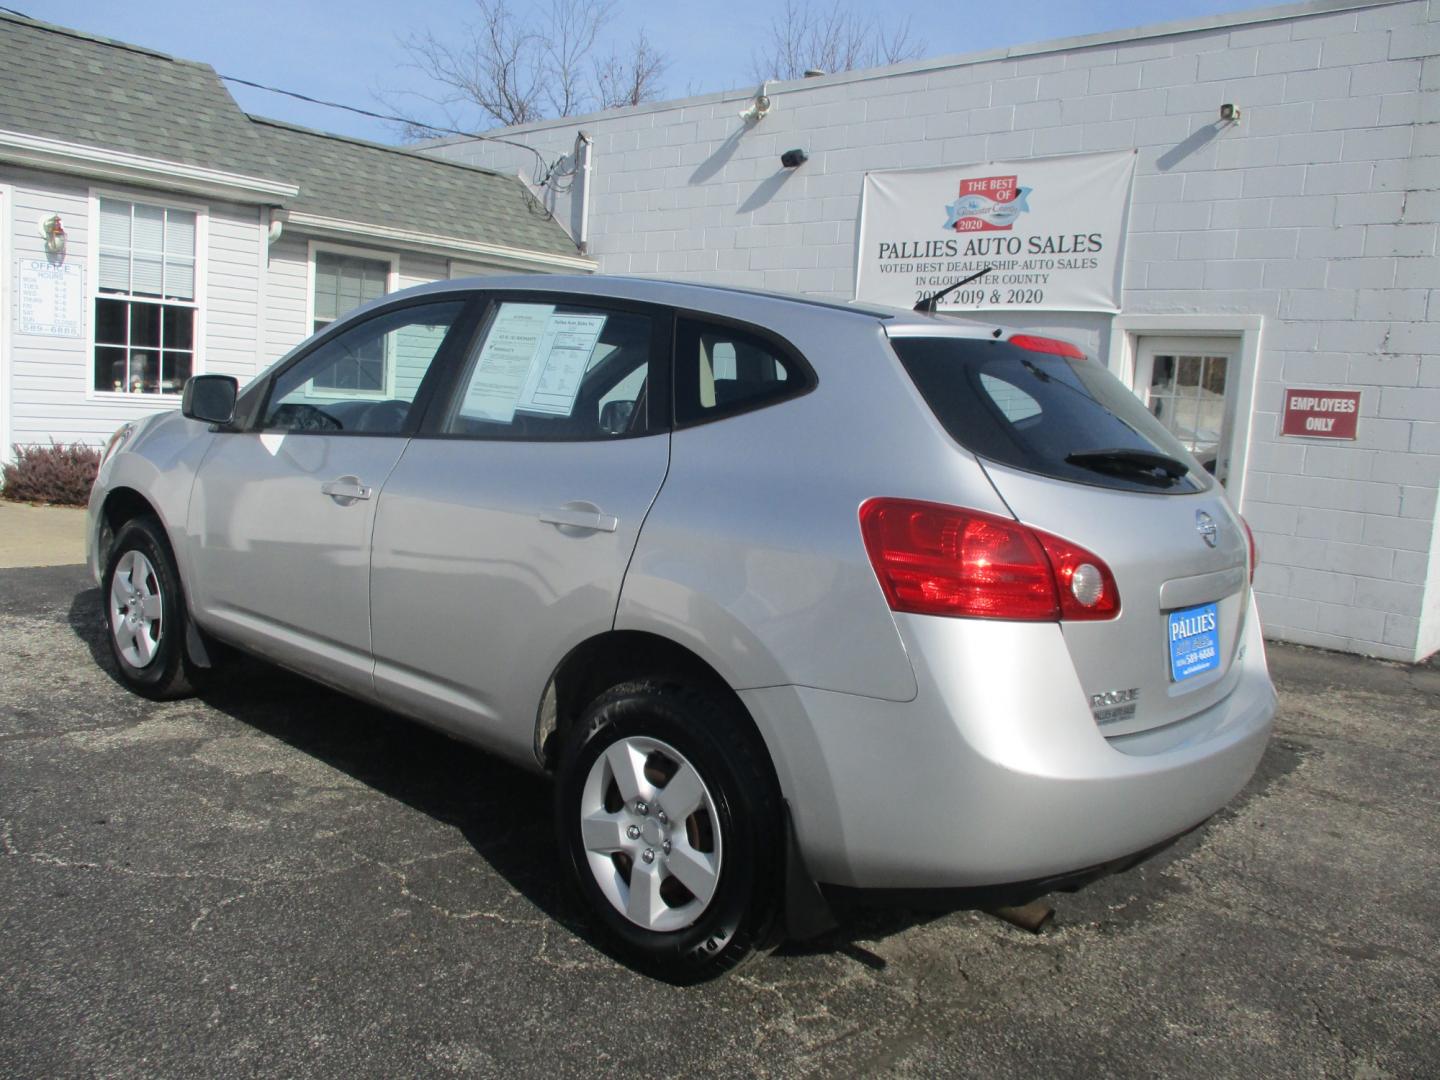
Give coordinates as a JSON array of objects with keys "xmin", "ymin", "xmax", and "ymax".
[
  {"xmin": 283, "ymin": 211, "xmax": 595, "ymax": 273},
  {"xmin": 0, "ymin": 129, "xmax": 297, "ymax": 203}
]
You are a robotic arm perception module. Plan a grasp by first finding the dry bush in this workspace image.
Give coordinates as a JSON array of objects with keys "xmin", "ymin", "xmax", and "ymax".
[{"xmin": 2, "ymin": 442, "xmax": 102, "ymax": 505}]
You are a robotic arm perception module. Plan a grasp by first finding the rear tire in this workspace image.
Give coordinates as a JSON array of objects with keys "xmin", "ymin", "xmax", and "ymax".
[
  {"xmin": 101, "ymin": 516, "xmax": 197, "ymax": 700},
  {"xmin": 555, "ymin": 680, "xmax": 782, "ymax": 982}
]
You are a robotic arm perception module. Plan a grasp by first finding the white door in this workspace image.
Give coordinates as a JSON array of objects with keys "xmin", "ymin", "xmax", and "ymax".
[{"xmin": 1133, "ymin": 336, "xmax": 1241, "ymax": 487}]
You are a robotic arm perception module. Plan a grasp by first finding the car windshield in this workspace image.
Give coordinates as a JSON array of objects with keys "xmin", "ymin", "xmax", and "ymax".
[{"xmin": 889, "ymin": 335, "xmax": 1209, "ymax": 495}]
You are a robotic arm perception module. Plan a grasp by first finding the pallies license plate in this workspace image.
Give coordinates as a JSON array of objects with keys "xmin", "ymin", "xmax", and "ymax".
[{"xmin": 1168, "ymin": 602, "xmax": 1220, "ymax": 682}]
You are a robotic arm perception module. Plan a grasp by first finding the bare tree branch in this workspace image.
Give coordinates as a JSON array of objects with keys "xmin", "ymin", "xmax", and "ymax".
[
  {"xmin": 751, "ymin": 0, "xmax": 923, "ymax": 82},
  {"xmin": 594, "ymin": 29, "xmax": 669, "ymax": 109},
  {"xmin": 379, "ymin": 0, "xmax": 669, "ymax": 135},
  {"xmin": 384, "ymin": 0, "xmax": 545, "ymax": 129},
  {"xmin": 543, "ymin": 0, "xmax": 612, "ymax": 117}
]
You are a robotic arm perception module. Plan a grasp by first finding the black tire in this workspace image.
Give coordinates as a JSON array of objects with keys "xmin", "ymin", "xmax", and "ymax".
[
  {"xmin": 101, "ymin": 516, "xmax": 197, "ymax": 700},
  {"xmin": 555, "ymin": 680, "xmax": 783, "ymax": 982}
]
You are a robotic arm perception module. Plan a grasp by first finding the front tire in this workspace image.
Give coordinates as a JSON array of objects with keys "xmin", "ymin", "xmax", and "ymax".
[
  {"xmin": 101, "ymin": 516, "xmax": 196, "ymax": 700},
  {"xmin": 555, "ymin": 680, "xmax": 782, "ymax": 981}
]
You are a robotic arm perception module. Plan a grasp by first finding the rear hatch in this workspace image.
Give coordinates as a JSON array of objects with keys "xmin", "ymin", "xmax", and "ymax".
[{"xmin": 888, "ymin": 329, "xmax": 1252, "ymax": 736}]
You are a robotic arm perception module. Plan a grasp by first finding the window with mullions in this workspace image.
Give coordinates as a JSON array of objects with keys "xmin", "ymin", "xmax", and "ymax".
[
  {"xmin": 311, "ymin": 251, "xmax": 391, "ymax": 392},
  {"xmin": 93, "ymin": 198, "xmax": 198, "ymax": 395}
]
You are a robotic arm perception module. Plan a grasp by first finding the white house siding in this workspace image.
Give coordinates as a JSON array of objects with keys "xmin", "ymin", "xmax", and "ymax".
[
  {"xmin": 262, "ymin": 232, "xmax": 311, "ymax": 369},
  {"xmin": 204, "ymin": 201, "xmax": 265, "ymax": 384},
  {"xmin": 426, "ymin": 0, "xmax": 1440, "ymax": 662},
  {"xmin": 2, "ymin": 168, "xmax": 256, "ymax": 445},
  {"xmin": 398, "ymin": 252, "xmax": 449, "ymax": 291},
  {"xmin": 3, "ymin": 175, "xmax": 458, "ymax": 449},
  {"xmin": 7, "ymin": 168, "xmax": 95, "ymax": 443}
]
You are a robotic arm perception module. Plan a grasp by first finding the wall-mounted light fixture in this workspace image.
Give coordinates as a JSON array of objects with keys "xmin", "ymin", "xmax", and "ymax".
[
  {"xmin": 1219, "ymin": 103, "xmax": 1241, "ymax": 123},
  {"xmin": 39, "ymin": 213, "xmax": 66, "ymax": 257},
  {"xmin": 780, "ymin": 148, "xmax": 809, "ymax": 169},
  {"xmin": 739, "ymin": 82, "xmax": 773, "ymax": 123}
]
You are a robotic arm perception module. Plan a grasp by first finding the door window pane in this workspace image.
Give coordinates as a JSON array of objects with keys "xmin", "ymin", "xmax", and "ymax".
[
  {"xmin": 264, "ymin": 301, "xmax": 465, "ymax": 434},
  {"xmin": 442, "ymin": 302, "xmax": 654, "ymax": 440},
  {"xmin": 1147, "ymin": 352, "xmax": 1230, "ymax": 473}
]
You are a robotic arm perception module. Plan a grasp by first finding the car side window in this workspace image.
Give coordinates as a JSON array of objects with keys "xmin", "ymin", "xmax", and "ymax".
[
  {"xmin": 439, "ymin": 301, "xmax": 655, "ymax": 440},
  {"xmin": 262, "ymin": 301, "xmax": 466, "ymax": 434},
  {"xmin": 674, "ymin": 319, "xmax": 806, "ymax": 425}
]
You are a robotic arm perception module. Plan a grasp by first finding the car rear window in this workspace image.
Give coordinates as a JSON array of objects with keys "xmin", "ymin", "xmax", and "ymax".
[{"xmin": 889, "ymin": 336, "xmax": 1209, "ymax": 494}]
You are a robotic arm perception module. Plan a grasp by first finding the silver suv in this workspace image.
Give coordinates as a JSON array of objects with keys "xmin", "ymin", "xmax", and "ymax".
[{"xmin": 88, "ymin": 275, "xmax": 1276, "ymax": 979}]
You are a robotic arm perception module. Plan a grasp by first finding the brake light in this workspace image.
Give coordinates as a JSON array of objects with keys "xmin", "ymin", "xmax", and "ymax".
[
  {"xmin": 858, "ymin": 499, "xmax": 1119, "ymax": 621},
  {"xmin": 1240, "ymin": 515, "xmax": 1258, "ymax": 584},
  {"xmin": 1008, "ymin": 334, "xmax": 1086, "ymax": 359}
]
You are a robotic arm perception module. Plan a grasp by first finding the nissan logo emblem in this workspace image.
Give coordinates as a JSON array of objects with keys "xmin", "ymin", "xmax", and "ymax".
[{"xmin": 1196, "ymin": 510, "xmax": 1218, "ymax": 548}]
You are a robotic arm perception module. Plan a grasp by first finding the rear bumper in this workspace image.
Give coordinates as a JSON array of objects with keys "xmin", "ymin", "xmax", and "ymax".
[
  {"xmin": 819, "ymin": 829, "xmax": 1194, "ymax": 912},
  {"xmin": 742, "ymin": 595, "xmax": 1276, "ymax": 890}
]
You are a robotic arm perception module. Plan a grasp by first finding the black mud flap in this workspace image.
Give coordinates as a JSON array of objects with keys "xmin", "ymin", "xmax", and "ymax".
[{"xmin": 783, "ymin": 802, "xmax": 838, "ymax": 940}]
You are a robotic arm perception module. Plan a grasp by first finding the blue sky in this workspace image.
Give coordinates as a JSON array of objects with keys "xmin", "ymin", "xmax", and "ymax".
[{"xmin": 22, "ymin": 0, "xmax": 1270, "ymax": 142}]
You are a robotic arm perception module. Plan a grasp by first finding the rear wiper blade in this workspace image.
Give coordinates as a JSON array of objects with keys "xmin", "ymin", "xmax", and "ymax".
[{"xmin": 1066, "ymin": 448, "xmax": 1189, "ymax": 480}]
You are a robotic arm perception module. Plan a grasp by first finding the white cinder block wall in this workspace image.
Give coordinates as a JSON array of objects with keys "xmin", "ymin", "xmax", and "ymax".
[{"xmin": 426, "ymin": 0, "xmax": 1440, "ymax": 662}]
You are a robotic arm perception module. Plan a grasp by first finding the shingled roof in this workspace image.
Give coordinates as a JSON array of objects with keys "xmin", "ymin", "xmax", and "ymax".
[
  {"xmin": 0, "ymin": 12, "xmax": 581, "ymax": 259},
  {"xmin": 0, "ymin": 13, "xmax": 270, "ymax": 178},
  {"xmin": 248, "ymin": 118, "xmax": 579, "ymax": 257}
]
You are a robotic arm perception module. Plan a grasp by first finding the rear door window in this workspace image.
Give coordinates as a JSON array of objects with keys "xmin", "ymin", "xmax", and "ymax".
[
  {"xmin": 889, "ymin": 335, "xmax": 1209, "ymax": 494},
  {"xmin": 438, "ymin": 301, "xmax": 660, "ymax": 440}
]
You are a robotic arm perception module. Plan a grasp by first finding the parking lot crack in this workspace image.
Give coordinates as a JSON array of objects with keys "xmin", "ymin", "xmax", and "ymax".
[
  {"xmin": 189, "ymin": 892, "xmax": 248, "ymax": 932},
  {"xmin": 345, "ymin": 846, "xmax": 547, "ymax": 929}
]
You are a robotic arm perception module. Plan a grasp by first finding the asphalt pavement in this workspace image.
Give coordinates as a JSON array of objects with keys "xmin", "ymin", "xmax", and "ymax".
[{"xmin": 1, "ymin": 564, "xmax": 1436, "ymax": 1078}]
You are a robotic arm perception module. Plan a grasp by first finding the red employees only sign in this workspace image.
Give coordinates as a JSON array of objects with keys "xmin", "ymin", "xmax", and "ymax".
[{"xmin": 1280, "ymin": 388, "xmax": 1362, "ymax": 440}]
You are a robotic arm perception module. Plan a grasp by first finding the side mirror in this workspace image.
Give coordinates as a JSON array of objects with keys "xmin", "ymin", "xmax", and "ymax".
[
  {"xmin": 599, "ymin": 399, "xmax": 635, "ymax": 434},
  {"xmin": 181, "ymin": 374, "xmax": 238, "ymax": 426}
]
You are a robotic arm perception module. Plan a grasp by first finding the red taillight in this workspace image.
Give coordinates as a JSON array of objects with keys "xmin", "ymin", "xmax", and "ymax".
[
  {"xmin": 858, "ymin": 499, "xmax": 1119, "ymax": 621},
  {"xmin": 1240, "ymin": 515, "xmax": 1258, "ymax": 584},
  {"xmin": 1008, "ymin": 334, "xmax": 1086, "ymax": 359}
]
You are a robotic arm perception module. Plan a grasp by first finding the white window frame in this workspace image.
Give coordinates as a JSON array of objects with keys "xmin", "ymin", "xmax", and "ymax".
[
  {"xmin": 1107, "ymin": 314, "xmax": 1264, "ymax": 513},
  {"xmin": 305, "ymin": 240, "xmax": 399, "ymax": 400},
  {"xmin": 85, "ymin": 186, "xmax": 208, "ymax": 402}
]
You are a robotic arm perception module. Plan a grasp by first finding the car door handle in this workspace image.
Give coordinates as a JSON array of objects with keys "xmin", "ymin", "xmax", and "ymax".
[
  {"xmin": 539, "ymin": 504, "xmax": 618, "ymax": 533},
  {"xmin": 320, "ymin": 477, "xmax": 373, "ymax": 502}
]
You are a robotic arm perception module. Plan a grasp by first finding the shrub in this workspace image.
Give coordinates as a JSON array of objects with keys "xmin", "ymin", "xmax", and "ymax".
[{"xmin": 2, "ymin": 442, "xmax": 102, "ymax": 506}]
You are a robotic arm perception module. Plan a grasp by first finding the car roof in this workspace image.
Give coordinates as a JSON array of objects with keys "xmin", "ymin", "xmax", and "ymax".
[{"xmin": 382, "ymin": 274, "xmax": 1005, "ymax": 339}]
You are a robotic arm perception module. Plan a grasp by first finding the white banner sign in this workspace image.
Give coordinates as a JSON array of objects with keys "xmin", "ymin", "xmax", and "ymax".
[{"xmin": 855, "ymin": 151, "xmax": 1136, "ymax": 314}]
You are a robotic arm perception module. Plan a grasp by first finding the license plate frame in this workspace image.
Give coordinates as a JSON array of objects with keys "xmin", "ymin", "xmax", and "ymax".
[{"xmin": 1168, "ymin": 601, "xmax": 1220, "ymax": 682}]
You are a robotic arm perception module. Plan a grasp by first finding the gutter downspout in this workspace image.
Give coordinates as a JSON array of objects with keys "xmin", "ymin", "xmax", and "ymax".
[{"xmin": 576, "ymin": 131, "xmax": 592, "ymax": 256}]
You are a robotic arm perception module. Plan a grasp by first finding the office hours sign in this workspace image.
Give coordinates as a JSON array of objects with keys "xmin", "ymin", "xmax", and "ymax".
[{"xmin": 855, "ymin": 151, "xmax": 1136, "ymax": 313}]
